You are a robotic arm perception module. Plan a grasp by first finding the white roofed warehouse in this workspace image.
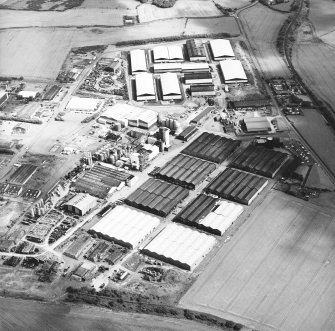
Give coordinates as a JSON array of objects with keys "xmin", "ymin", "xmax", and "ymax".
[
  {"xmin": 64, "ymin": 193, "xmax": 98, "ymax": 216},
  {"xmin": 135, "ymin": 73, "xmax": 156, "ymax": 101},
  {"xmin": 153, "ymin": 45, "xmax": 184, "ymax": 63},
  {"xmin": 210, "ymin": 39, "xmax": 235, "ymax": 60},
  {"xmin": 160, "ymin": 72, "xmax": 182, "ymax": 100},
  {"xmin": 130, "ymin": 49, "xmax": 147, "ymax": 74},
  {"xmin": 142, "ymin": 223, "xmax": 216, "ymax": 271},
  {"xmin": 220, "ymin": 60, "xmax": 248, "ymax": 84},
  {"xmin": 90, "ymin": 205, "xmax": 161, "ymax": 249}
]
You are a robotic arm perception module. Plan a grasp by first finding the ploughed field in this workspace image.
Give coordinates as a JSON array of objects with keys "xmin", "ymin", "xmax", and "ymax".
[{"xmin": 180, "ymin": 190, "xmax": 335, "ymax": 331}]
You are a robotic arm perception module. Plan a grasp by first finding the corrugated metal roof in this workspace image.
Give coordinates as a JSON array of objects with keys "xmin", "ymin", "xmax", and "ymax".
[
  {"xmin": 91, "ymin": 205, "xmax": 160, "ymax": 248},
  {"xmin": 160, "ymin": 72, "xmax": 181, "ymax": 96},
  {"xmin": 130, "ymin": 49, "xmax": 147, "ymax": 73},
  {"xmin": 210, "ymin": 39, "xmax": 235, "ymax": 58},
  {"xmin": 186, "ymin": 39, "xmax": 206, "ymax": 58},
  {"xmin": 65, "ymin": 193, "xmax": 97, "ymax": 213},
  {"xmin": 136, "ymin": 72, "xmax": 155, "ymax": 97},
  {"xmin": 168, "ymin": 45, "xmax": 183, "ymax": 60},
  {"xmin": 153, "ymin": 46, "xmax": 169, "ymax": 61},
  {"xmin": 220, "ymin": 60, "xmax": 247, "ymax": 82}
]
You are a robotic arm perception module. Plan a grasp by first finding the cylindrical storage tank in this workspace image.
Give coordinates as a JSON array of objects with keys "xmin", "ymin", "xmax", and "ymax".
[
  {"xmin": 114, "ymin": 123, "xmax": 121, "ymax": 131},
  {"xmin": 159, "ymin": 140, "xmax": 164, "ymax": 152},
  {"xmin": 115, "ymin": 160, "xmax": 124, "ymax": 168},
  {"xmin": 30, "ymin": 208, "xmax": 35, "ymax": 218}
]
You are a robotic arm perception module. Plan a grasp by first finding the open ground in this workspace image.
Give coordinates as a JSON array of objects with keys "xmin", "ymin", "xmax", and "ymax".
[{"xmin": 180, "ymin": 190, "xmax": 335, "ymax": 331}]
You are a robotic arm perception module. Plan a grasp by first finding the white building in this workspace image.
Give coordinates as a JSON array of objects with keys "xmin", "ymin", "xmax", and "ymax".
[
  {"xmin": 0, "ymin": 90, "xmax": 8, "ymax": 106},
  {"xmin": 90, "ymin": 205, "xmax": 161, "ymax": 249},
  {"xmin": 220, "ymin": 60, "xmax": 248, "ymax": 84},
  {"xmin": 64, "ymin": 193, "xmax": 98, "ymax": 216},
  {"xmin": 210, "ymin": 39, "xmax": 235, "ymax": 60},
  {"xmin": 135, "ymin": 73, "xmax": 156, "ymax": 101},
  {"xmin": 66, "ymin": 96, "xmax": 103, "ymax": 113},
  {"xmin": 130, "ymin": 49, "xmax": 147, "ymax": 74},
  {"xmin": 142, "ymin": 223, "xmax": 216, "ymax": 271},
  {"xmin": 160, "ymin": 72, "xmax": 182, "ymax": 101},
  {"xmin": 18, "ymin": 91, "xmax": 38, "ymax": 99},
  {"xmin": 153, "ymin": 45, "xmax": 184, "ymax": 63}
]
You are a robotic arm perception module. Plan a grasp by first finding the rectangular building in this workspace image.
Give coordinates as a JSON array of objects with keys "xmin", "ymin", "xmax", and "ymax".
[
  {"xmin": 135, "ymin": 72, "xmax": 156, "ymax": 101},
  {"xmin": 153, "ymin": 45, "xmax": 184, "ymax": 63},
  {"xmin": 154, "ymin": 62, "xmax": 182, "ymax": 73},
  {"xmin": 0, "ymin": 90, "xmax": 8, "ymax": 106},
  {"xmin": 220, "ymin": 60, "xmax": 248, "ymax": 84},
  {"xmin": 210, "ymin": 39, "xmax": 235, "ymax": 60},
  {"xmin": 184, "ymin": 72, "xmax": 213, "ymax": 85},
  {"xmin": 160, "ymin": 72, "xmax": 182, "ymax": 101},
  {"xmin": 186, "ymin": 39, "xmax": 207, "ymax": 62},
  {"xmin": 130, "ymin": 49, "xmax": 147, "ymax": 74},
  {"xmin": 182, "ymin": 62, "xmax": 210, "ymax": 73},
  {"xmin": 190, "ymin": 85, "xmax": 216, "ymax": 97}
]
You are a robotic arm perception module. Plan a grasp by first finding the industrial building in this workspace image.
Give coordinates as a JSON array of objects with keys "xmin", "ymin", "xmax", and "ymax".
[
  {"xmin": 135, "ymin": 73, "xmax": 156, "ymax": 101},
  {"xmin": 177, "ymin": 125, "xmax": 198, "ymax": 142},
  {"xmin": 90, "ymin": 205, "xmax": 160, "ymax": 249},
  {"xmin": 130, "ymin": 49, "xmax": 147, "ymax": 74},
  {"xmin": 244, "ymin": 117, "xmax": 272, "ymax": 133},
  {"xmin": 155, "ymin": 154, "xmax": 216, "ymax": 189},
  {"xmin": 153, "ymin": 63, "xmax": 182, "ymax": 73},
  {"xmin": 64, "ymin": 235, "xmax": 95, "ymax": 260},
  {"xmin": 74, "ymin": 163, "xmax": 135, "ymax": 198},
  {"xmin": 205, "ymin": 168, "xmax": 268, "ymax": 205},
  {"xmin": 153, "ymin": 45, "xmax": 184, "ymax": 63},
  {"xmin": 229, "ymin": 98, "xmax": 271, "ymax": 110},
  {"xmin": 17, "ymin": 90, "xmax": 38, "ymax": 99},
  {"xmin": 182, "ymin": 132, "xmax": 241, "ymax": 163},
  {"xmin": 125, "ymin": 178, "xmax": 189, "ymax": 217},
  {"xmin": 220, "ymin": 60, "xmax": 248, "ymax": 84},
  {"xmin": 209, "ymin": 39, "xmax": 235, "ymax": 60},
  {"xmin": 190, "ymin": 107, "xmax": 213, "ymax": 125},
  {"xmin": 160, "ymin": 72, "xmax": 182, "ymax": 101},
  {"xmin": 190, "ymin": 85, "xmax": 216, "ymax": 97},
  {"xmin": 63, "ymin": 193, "xmax": 98, "ymax": 216},
  {"xmin": 100, "ymin": 103, "xmax": 157, "ymax": 129},
  {"xmin": 66, "ymin": 96, "xmax": 103, "ymax": 113},
  {"xmin": 230, "ymin": 145, "xmax": 290, "ymax": 178},
  {"xmin": 182, "ymin": 62, "xmax": 210, "ymax": 73},
  {"xmin": 174, "ymin": 194, "xmax": 244, "ymax": 236},
  {"xmin": 0, "ymin": 90, "xmax": 8, "ymax": 106},
  {"xmin": 186, "ymin": 39, "xmax": 207, "ymax": 62},
  {"xmin": 184, "ymin": 72, "xmax": 213, "ymax": 85},
  {"xmin": 141, "ymin": 223, "xmax": 216, "ymax": 271}
]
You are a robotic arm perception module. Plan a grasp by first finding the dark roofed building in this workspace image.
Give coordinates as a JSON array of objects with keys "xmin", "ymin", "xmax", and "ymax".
[
  {"xmin": 190, "ymin": 84, "xmax": 216, "ymax": 96},
  {"xmin": 184, "ymin": 72, "xmax": 213, "ymax": 85},
  {"xmin": 177, "ymin": 125, "xmax": 198, "ymax": 141},
  {"xmin": 186, "ymin": 39, "xmax": 207, "ymax": 62}
]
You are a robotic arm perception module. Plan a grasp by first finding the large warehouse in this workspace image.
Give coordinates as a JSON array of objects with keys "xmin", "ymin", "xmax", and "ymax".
[
  {"xmin": 90, "ymin": 205, "xmax": 160, "ymax": 249},
  {"xmin": 135, "ymin": 73, "xmax": 156, "ymax": 101},
  {"xmin": 125, "ymin": 178, "xmax": 189, "ymax": 217},
  {"xmin": 182, "ymin": 132, "xmax": 241, "ymax": 163},
  {"xmin": 184, "ymin": 72, "xmax": 213, "ymax": 85},
  {"xmin": 220, "ymin": 60, "xmax": 248, "ymax": 84},
  {"xmin": 74, "ymin": 162, "xmax": 134, "ymax": 198},
  {"xmin": 66, "ymin": 96, "xmax": 103, "ymax": 113},
  {"xmin": 230, "ymin": 145, "xmax": 290, "ymax": 178},
  {"xmin": 160, "ymin": 72, "xmax": 182, "ymax": 101},
  {"xmin": 244, "ymin": 117, "xmax": 272, "ymax": 133},
  {"xmin": 186, "ymin": 39, "xmax": 206, "ymax": 62},
  {"xmin": 174, "ymin": 194, "xmax": 244, "ymax": 236},
  {"xmin": 64, "ymin": 193, "xmax": 98, "ymax": 216},
  {"xmin": 205, "ymin": 168, "xmax": 268, "ymax": 205},
  {"xmin": 182, "ymin": 62, "xmax": 210, "ymax": 73},
  {"xmin": 153, "ymin": 45, "xmax": 184, "ymax": 63},
  {"xmin": 142, "ymin": 223, "xmax": 216, "ymax": 271},
  {"xmin": 155, "ymin": 154, "xmax": 216, "ymax": 189},
  {"xmin": 130, "ymin": 49, "xmax": 147, "ymax": 74},
  {"xmin": 153, "ymin": 63, "xmax": 182, "ymax": 73},
  {"xmin": 209, "ymin": 39, "xmax": 235, "ymax": 60},
  {"xmin": 100, "ymin": 103, "xmax": 157, "ymax": 129}
]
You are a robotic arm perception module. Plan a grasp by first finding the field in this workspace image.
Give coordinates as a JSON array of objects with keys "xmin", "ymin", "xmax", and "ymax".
[
  {"xmin": 8, "ymin": 164, "xmax": 38, "ymax": 185},
  {"xmin": 138, "ymin": 0, "xmax": 222, "ymax": 23},
  {"xmin": 292, "ymin": 42, "xmax": 335, "ymax": 114},
  {"xmin": 309, "ymin": 0, "xmax": 335, "ymax": 46},
  {"xmin": 0, "ymin": 297, "xmax": 219, "ymax": 331},
  {"xmin": 239, "ymin": 4, "xmax": 291, "ymax": 78},
  {"xmin": 288, "ymin": 108, "xmax": 335, "ymax": 178},
  {"xmin": 180, "ymin": 190, "xmax": 335, "ymax": 331}
]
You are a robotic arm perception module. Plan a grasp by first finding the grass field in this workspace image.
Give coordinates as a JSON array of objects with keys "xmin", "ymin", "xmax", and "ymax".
[
  {"xmin": 239, "ymin": 3, "xmax": 291, "ymax": 78},
  {"xmin": 138, "ymin": 0, "xmax": 222, "ymax": 23},
  {"xmin": 309, "ymin": 0, "xmax": 335, "ymax": 46},
  {"xmin": 0, "ymin": 297, "xmax": 219, "ymax": 331},
  {"xmin": 180, "ymin": 190, "xmax": 335, "ymax": 331}
]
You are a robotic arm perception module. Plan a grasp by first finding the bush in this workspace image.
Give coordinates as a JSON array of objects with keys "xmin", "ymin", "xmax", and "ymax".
[
  {"xmin": 152, "ymin": 0, "xmax": 177, "ymax": 8},
  {"xmin": 183, "ymin": 309, "xmax": 194, "ymax": 320},
  {"xmin": 225, "ymin": 320, "xmax": 235, "ymax": 328}
]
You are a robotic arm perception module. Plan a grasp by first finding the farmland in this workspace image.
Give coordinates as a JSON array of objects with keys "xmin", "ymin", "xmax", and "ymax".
[
  {"xmin": 137, "ymin": 0, "xmax": 222, "ymax": 23},
  {"xmin": 180, "ymin": 190, "xmax": 335, "ymax": 331},
  {"xmin": 0, "ymin": 297, "xmax": 219, "ymax": 331},
  {"xmin": 309, "ymin": 0, "xmax": 335, "ymax": 46},
  {"xmin": 239, "ymin": 3, "xmax": 291, "ymax": 78}
]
